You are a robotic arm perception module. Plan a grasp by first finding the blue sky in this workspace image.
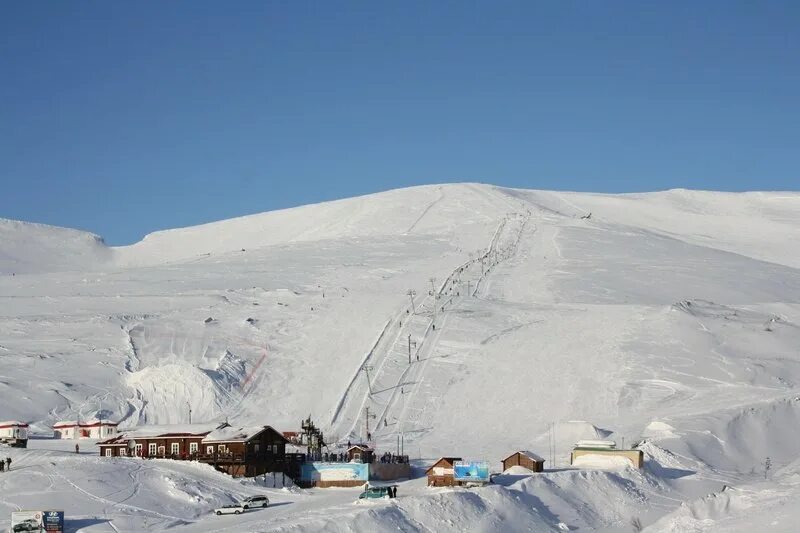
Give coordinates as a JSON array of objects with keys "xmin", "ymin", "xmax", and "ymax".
[{"xmin": 1, "ymin": 1, "xmax": 798, "ymax": 244}]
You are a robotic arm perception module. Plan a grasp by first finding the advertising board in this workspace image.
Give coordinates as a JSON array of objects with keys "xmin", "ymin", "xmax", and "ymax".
[
  {"xmin": 10, "ymin": 510, "xmax": 64, "ymax": 533},
  {"xmin": 300, "ymin": 462, "xmax": 369, "ymax": 482},
  {"xmin": 453, "ymin": 461, "xmax": 490, "ymax": 483},
  {"xmin": 42, "ymin": 511, "xmax": 65, "ymax": 532},
  {"xmin": 10, "ymin": 510, "xmax": 43, "ymax": 532}
]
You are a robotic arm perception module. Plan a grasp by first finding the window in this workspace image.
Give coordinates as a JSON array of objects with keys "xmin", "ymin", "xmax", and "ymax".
[
  {"xmin": 120, "ymin": 448, "xmax": 127, "ymax": 457},
  {"xmin": 219, "ymin": 445, "xmax": 227, "ymax": 454},
  {"xmin": 207, "ymin": 445, "xmax": 214, "ymax": 455},
  {"xmin": 189, "ymin": 442, "xmax": 198, "ymax": 454},
  {"xmin": 253, "ymin": 443, "xmax": 260, "ymax": 454},
  {"xmin": 105, "ymin": 448, "xmax": 112, "ymax": 457},
  {"xmin": 157, "ymin": 445, "xmax": 165, "ymax": 456},
  {"xmin": 148, "ymin": 443, "xmax": 156, "ymax": 456},
  {"xmin": 135, "ymin": 444, "xmax": 143, "ymax": 456},
  {"xmin": 171, "ymin": 443, "xmax": 180, "ymax": 455}
]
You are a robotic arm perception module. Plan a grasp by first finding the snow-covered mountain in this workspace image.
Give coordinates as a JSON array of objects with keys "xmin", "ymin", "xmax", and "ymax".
[{"xmin": 1, "ymin": 183, "xmax": 799, "ymax": 532}]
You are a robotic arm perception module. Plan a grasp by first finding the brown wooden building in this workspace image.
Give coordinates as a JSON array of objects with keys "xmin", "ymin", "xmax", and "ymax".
[
  {"xmin": 97, "ymin": 422, "xmax": 297, "ymax": 478},
  {"xmin": 346, "ymin": 444, "xmax": 374, "ymax": 463},
  {"xmin": 97, "ymin": 423, "xmax": 216, "ymax": 459},
  {"xmin": 200, "ymin": 425, "xmax": 290, "ymax": 477},
  {"xmin": 502, "ymin": 450, "xmax": 545, "ymax": 472},
  {"xmin": 426, "ymin": 457, "xmax": 462, "ymax": 487}
]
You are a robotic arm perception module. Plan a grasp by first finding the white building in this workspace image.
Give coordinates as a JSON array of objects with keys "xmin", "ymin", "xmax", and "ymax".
[
  {"xmin": 0, "ymin": 421, "xmax": 29, "ymax": 447},
  {"xmin": 53, "ymin": 420, "xmax": 118, "ymax": 440}
]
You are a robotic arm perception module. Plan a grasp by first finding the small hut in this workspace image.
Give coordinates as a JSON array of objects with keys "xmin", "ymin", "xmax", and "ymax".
[
  {"xmin": 0, "ymin": 421, "xmax": 29, "ymax": 447},
  {"xmin": 501, "ymin": 450, "xmax": 545, "ymax": 473},
  {"xmin": 347, "ymin": 444, "xmax": 374, "ymax": 463},
  {"xmin": 425, "ymin": 457, "xmax": 462, "ymax": 487},
  {"xmin": 570, "ymin": 440, "xmax": 644, "ymax": 469}
]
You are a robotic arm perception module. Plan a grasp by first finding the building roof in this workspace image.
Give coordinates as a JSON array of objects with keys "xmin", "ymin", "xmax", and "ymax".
[
  {"xmin": 347, "ymin": 444, "xmax": 373, "ymax": 452},
  {"xmin": 98, "ymin": 422, "xmax": 222, "ymax": 444},
  {"xmin": 54, "ymin": 420, "xmax": 118, "ymax": 428},
  {"xmin": 425, "ymin": 457, "xmax": 462, "ymax": 474},
  {"xmin": 502, "ymin": 450, "xmax": 546, "ymax": 463},
  {"xmin": 575, "ymin": 439, "xmax": 616, "ymax": 449},
  {"xmin": 203, "ymin": 425, "xmax": 286, "ymax": 443},
  {"xmin": 0, "ymin": 421, "xmax": 28, "ymax": 428}
]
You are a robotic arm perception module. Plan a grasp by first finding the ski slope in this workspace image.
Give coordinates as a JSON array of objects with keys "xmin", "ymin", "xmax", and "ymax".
[{"xmin": 1, "ymin": 183, "xmax": 799, "ymax": 532}]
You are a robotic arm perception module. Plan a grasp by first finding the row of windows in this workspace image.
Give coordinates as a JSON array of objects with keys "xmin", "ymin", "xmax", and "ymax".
[{"xmin": 104, "ymin": 441, "xmax": 284, "ymax": 457}]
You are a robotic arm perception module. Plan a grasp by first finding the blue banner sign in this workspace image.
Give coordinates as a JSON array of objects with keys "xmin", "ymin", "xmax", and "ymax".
[
  {"xmin": 300, "ymin": 462, "xmax": 369, "ymax": 482},
  {"xmin": 43, "ymin": 510, "xmax": 65, "ymax": 532},
  {"xmin": 453, "ymin": 461, "xmax": 490, "ymax": 482}
]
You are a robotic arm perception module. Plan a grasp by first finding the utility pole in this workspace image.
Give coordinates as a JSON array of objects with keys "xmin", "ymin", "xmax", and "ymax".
[
  {"xmin": 361, "ymin": 364, "xmax": 374, "ymax": 395},
  {"xmin": 364, "ymin": 406, "xmax": 376, "ymax": 442},
  {"xmin": 429, "ymin": 277, "xmax": 437, "ymax": 326},
  {"xmin": 407, "ymin": 334, "xmax": 417, "ymax": 364},
  {"xmin": 187, "ymin": 402, "xmax": 192, "ymax": 424},
  {"xmin": 406, "ymin": 289, "xmax": 416, "ymax": 314}
]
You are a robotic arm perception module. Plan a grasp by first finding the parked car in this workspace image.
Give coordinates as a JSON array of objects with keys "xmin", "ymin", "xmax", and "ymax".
[
  {"xmin": 13, "ymin": 519, "xmax": 41, "ymax": 532},
  {"xmin": 214, "ymin": 504, "xmax": 245, "ymax": 515},
  {"xmin": 358, "ymin": 485, "xmax": 398, "ymax": 500},
  {"xmin": 241, "ymin": 495, "xmax": 270, "ymax": 509}
]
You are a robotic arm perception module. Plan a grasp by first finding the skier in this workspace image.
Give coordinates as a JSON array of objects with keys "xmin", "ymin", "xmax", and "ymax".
[
  {"xmin": 75, "ymin": 444, "xmax": 80, "ymax": 454},
  {"xmin": 5, "ymin": 457, "xmax": 10, "ymax": 470},
  {"xmin": 0, "ymin": 461, "xmax": 4, "ymax": 472},
  {"xmin": 383, "ymin": 419, "xmax": 387, "ymax": 427}
]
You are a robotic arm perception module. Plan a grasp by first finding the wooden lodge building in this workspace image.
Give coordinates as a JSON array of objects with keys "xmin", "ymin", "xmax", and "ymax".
[
  {"xmin": 97, "ymin": 422, "xmax": 297, "ymax": 478},
  {"xmin": 426, "ymin": 457, "xmax": 462, "ymax": 487},
  {"xmin": 501, "ymin": 450, "xmax": 545, "ymax": 473}
]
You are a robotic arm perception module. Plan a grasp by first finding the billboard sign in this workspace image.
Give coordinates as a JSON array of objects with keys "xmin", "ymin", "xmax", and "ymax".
[
  {"xmin": 42, "ymin": 511, "xmax": 65, "ymax": 532},
  {"xmin": 11, "ymin": 510, "xmax": 43, "ymax": 532},
  {"xmin": 453, "ymin": 461, "xmax": 490, "ymax": 482},
  {"xmin": 300, "ymin": 462, "xmax": 369, "ymax": 482},
  {"xmin": 11, "ymin": 510, "xmax": 64, "ymax": 533}
]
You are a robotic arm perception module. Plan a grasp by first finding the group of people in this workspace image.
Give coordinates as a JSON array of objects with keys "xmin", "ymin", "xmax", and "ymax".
[
  {"xmin": 0, "ymin": 457, "xmax": 12, "ymax": 472},
  {"xmin": 378, "ymin": 452, "xmax": 408, "ymax": 464}
]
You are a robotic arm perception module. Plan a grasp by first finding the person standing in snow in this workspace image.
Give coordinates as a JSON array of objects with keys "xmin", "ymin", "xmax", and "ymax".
[
  {"xmin": 75, "ymin": 444, "xmax": 80, "ymax": 454},
  {"xmin": 5, "ymin": 457, "xmax": 10, "ymax": 470}
]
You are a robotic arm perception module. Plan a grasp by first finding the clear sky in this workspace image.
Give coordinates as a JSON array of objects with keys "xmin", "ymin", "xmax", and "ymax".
[{"xmin": 1, "ymin": 1, "xmax": 798, "ymax": 244}]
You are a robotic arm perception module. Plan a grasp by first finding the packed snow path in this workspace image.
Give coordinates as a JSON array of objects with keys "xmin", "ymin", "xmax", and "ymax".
[{"xmin": 328, "ymin": 211, "xmax": 530, "ymax": 446}]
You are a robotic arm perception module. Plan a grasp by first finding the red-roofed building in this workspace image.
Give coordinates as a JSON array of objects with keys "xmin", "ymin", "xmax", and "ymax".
[
  {"xmin": 0, "ymin": 421, "xmax": 28, "ymax": 447},
  {"xmin": 53, "ymin": 420, "xmax": 118, "ymax": 440}
]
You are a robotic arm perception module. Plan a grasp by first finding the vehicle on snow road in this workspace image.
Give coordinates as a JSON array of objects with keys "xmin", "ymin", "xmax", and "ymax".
[
  {"xmin": 241, "ymin": 495, "xmax": 269, "ymax": 509},
  {"xmin": 214, "ymin": 504, "xmax": 245, "ymax": 515}
]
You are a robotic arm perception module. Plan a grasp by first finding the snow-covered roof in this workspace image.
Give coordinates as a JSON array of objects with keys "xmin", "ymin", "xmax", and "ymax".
[
  {"xmin": 425, "ymin": 457, "xmax": 462, "ymax": 474},
  {"xmin": 503, "ymin": 450, "xmax": 545, "ymax": 463},
  {"xmin": 575, "ymin": 439, "xmax": 616, "ymax": 449},
  {"xmin": 0, "ymin": 421, "xmax": 28, "ymax": 428},
  {"xmin": 54, "ymin": 419, "xmax": 117, "ymax": 428},
  {"xmin": 111, "ymin": 423, "xmax": 221, "ymax": 440},
  {"xmin": 203, "ymin": 425, "xmax": 268, "ymax": 443},
  {"xmin": 80, "ymin": 419, "xmax": 118, "ymax": 426}
]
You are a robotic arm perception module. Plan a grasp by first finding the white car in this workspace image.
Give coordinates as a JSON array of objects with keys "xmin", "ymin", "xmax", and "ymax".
[
  {"xmin": 214, "ymin": 504, "xmax": 245, "ymax": 515},
  {"xmin": 241, "ymin": 495, "xmax": 270, "ymax": 509}
]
